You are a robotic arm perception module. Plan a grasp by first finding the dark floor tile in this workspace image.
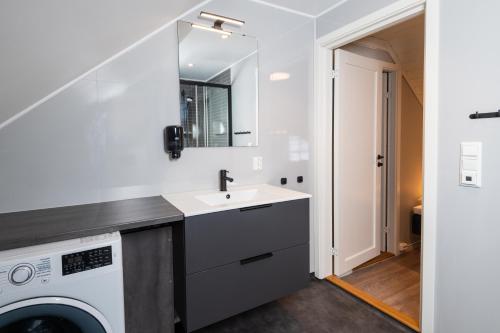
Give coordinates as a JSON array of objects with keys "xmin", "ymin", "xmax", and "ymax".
[{"xmin": 193, "ymin": 278, "xmax": 415, "ymax": 333}]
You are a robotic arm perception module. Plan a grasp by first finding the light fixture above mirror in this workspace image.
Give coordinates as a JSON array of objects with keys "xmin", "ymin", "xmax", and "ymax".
[
  {"xmin": 190, "ymin": 12, "xmax": 245, "ymax": 38},
  {"xmin": 199, "ymin": 12, "xmax": 245, "ymax": 27},
  {"xmin": 191, "ymin": 23, "xmax": 232, "ymax": 36}
]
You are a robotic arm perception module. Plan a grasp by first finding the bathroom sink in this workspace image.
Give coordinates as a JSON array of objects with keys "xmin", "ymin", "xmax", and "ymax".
[
  {"xmin": 195, "ymin": 189, "xmax": 259, "ymax": 206},
  {"xmin": 163, "ymin": 184, "xmax": 312, "ymax": 217}
]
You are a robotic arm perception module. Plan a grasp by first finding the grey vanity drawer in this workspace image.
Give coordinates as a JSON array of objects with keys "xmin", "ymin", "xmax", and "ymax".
[
  {"xmin": 185, "ymin": 199, "xmax": 309, "ymax": 274},
  {"xmin": 185, "ymin": 243, "xmax": 309, "ymax": 332}
]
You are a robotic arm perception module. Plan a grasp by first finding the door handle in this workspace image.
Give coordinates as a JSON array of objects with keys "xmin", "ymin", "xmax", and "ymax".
[
  {"xmin": 377, "ymin": 154, "xmax": 384, "ymax": 167},
  {"xmin": 240, "ymin": 252, "xmax": 273, "ymax": 265},
  {"xmin": 240, "ymin": 204, "xmax": 272, "ymax": 212}
]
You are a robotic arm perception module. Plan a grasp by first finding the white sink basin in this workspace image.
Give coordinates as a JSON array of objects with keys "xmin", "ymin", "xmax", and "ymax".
[
  {"xmin": 195, "ymin": 189, "xmax": 258, "ymax": 207},
  {"xmin": 163, "ymin": 184, "xmax": 311, "ymax": 217}
]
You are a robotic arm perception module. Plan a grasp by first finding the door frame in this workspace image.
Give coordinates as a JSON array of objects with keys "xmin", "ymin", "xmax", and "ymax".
[
  {"xmin": 312, "ymin": 0, "xmax": 439, "ymax": 331},
  {"xmin": 382, "ymin": 70, "xmax": 402, "ymax": 257}
]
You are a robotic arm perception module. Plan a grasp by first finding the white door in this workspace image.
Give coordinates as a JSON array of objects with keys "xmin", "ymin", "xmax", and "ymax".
[{"xmin": 333, "ymin": 49, "xmax": 395, "ymax": 276}]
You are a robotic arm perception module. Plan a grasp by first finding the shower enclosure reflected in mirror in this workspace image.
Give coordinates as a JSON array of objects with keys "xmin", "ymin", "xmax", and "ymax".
[{"xmin": 177, "ymin": 20, "xmax": 259, "ymax": 147}]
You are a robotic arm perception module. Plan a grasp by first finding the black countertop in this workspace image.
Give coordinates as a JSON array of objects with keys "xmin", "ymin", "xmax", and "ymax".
[{"xmin": 0, "ymin": 196, "xmax": 184, "ymax": 251}]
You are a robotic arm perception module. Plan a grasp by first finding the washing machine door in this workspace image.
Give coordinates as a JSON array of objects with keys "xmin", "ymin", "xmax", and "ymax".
[{"xmin": 0, "ymin": 297, "xmax": 113, "ymax": 333}]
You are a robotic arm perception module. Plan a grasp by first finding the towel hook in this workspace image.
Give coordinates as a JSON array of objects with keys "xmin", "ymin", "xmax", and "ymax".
[{"xmin": 469, "ymin": 109, "xmax": 500, "ymax": 120}]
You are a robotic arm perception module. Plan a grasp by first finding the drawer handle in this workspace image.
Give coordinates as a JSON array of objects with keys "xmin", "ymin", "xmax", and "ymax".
[
  {"xmin": 239, "ymin": 204, "xmax": 272, "ymax": 212},
  {"xmin": 240, "ymin": 252, "xmax": 273, "ymax": 265}
]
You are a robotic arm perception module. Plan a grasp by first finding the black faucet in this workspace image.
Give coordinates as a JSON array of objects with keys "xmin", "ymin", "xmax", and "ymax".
[{"xmin": 219, "ymin": 169, "xmax": 234, "ymax": 191}]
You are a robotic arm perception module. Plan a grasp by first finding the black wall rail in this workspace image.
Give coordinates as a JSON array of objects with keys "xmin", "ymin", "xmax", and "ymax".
[{"xmin": 469, "ymin": 110, "xmax": 500, "ymax": 119}]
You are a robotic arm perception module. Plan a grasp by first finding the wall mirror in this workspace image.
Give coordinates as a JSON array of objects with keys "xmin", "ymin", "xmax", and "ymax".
[{"xmin": 177, "ymin": 20, "xmax": 259, "ymax": 147}]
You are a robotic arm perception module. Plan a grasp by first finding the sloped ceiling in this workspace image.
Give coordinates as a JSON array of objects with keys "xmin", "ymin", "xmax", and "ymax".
[
  {"xmin": 0, "ymin": 0, "xmax": 205, "ymax": 126},
  {"xmin": 371, "ymin": 15, "xmax": 425, "ymax": 104},
  {"xmin": 258, "ymin": 0, "xmax": 345, "ymax": 16}
]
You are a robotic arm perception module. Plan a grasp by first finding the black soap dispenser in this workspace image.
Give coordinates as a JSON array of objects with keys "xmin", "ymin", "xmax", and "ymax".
[{"xmin": 164, "ymin": 126, "xmax": 184, "ymax": 159}]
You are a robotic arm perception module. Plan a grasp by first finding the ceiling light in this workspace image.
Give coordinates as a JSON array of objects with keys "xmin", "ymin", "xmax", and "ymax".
[
  {"xmin": 191, "ymin": 23, "xmax": 232, "ymax": 36},
  {"xmin": 188, "ymin": 63, "xmax": 194, "ymax": 67},
  {"xmin": 270, "ymin": 72, "xmax": 291, "ymax": 81},
  {"xmin": 200, "ymin": 11, "xmax": 245, "ymax": 26}
]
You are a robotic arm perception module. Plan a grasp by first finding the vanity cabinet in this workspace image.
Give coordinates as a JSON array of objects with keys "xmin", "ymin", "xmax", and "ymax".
[{"xmin": 175, "ymin": 199, "xmax": 309, "ymax": 332}]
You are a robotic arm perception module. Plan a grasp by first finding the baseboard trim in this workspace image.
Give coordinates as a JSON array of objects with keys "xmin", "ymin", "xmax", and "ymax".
[{"xmin": 326, "ymin": 275, "xmax": 420, "ymax": 332}]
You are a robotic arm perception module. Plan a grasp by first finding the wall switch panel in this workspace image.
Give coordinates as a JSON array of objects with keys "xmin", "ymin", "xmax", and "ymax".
[
  {"xmin": 253, "ymin": 156, "xmax": 263, "ymax": 170},
  {"xmin": 460, "ymin": 142, "xmax": 481, "ymax": 187}
]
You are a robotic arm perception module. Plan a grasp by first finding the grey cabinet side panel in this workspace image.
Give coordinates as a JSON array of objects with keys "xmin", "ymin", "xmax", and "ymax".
[
  {"xmin": 186, "ymin": 244, "xmax": 309, "ymax": 332},
  {"xmin": 122, "ymin": 227, "xmax": 174, "ymax": 333},
  {"xmin": 185, "ymin": 199, "xmax": 309, "ymax": 274}
]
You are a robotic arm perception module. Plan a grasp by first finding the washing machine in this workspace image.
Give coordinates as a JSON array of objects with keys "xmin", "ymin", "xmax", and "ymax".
[{"xmin": 0, "ymin": 232, "xmax": 125, "ymax": 332}]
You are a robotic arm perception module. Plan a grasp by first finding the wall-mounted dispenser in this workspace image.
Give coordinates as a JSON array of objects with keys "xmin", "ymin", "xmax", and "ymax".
[{"xmin": 164, "ymin": 126, "xmax": 184, "ymax": 159}]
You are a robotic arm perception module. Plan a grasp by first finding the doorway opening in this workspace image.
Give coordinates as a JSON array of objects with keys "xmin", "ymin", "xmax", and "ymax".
[{"xmin": 327, "ymin": 14, "xmax": 424, "ymax": 331}]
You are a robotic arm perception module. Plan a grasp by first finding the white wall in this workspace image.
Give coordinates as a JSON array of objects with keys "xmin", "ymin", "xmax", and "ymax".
[
  {"xmin": 231, "ymin": 53, "xmax": 258, "ymax": 146},
  {"xmin": 0, "ymin": 0, "xmax": 314, "ymax": 223},
  {"xmin": 435, "ymin": 0, "xmax": 500, "ymax": 331},
  {"xmin": 316, "ymin": 0, "xmax": 399, "ymax": 38},
  {"xmin": 0, "ymin": 0, "xmax": 205, "ymax": 126}
]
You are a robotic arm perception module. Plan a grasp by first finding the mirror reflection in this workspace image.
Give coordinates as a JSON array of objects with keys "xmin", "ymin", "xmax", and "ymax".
[{"xmin": 177, "ymin": 20, "xmax": 259, "ymax": 147}]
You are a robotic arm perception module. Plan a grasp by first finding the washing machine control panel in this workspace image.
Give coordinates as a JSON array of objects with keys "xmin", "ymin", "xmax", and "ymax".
[
  {"xmin": 62, "ymin": 246, "xmax": 112, "ymax": 276},
  {"xmin": 0, "ymin": 233, "xmax": 121, "ymax": 297},
  {"xmin": 0, "ymin": 257, "xmax": 51, "ymax": 291}
]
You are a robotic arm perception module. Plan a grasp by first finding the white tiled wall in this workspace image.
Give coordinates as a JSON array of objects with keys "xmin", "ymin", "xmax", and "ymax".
[
  {"xmin": 0, "ymin": 0, "xmax": 314, "ymax": 213},
  {"xmin": 0, "ymin": 0, "xmax": 206, "ymax": 125}
]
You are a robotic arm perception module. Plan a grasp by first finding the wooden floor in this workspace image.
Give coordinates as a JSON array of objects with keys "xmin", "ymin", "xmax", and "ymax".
[
  {"xmin": 353, "ymin": 251, "xmax": 395, "ymax": 271},
  {"xmin": 342, "ymin": 248, "xmax": 421, "ymax": 324}
]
